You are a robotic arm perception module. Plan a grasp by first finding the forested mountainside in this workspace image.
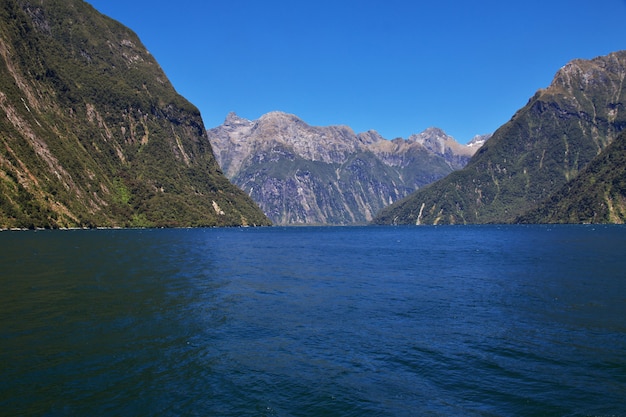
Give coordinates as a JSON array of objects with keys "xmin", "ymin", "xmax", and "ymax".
[
  {"xmin": 517, "ymin": 130, "xmax": 626, "ymax": 224},
  {"xmin": 209, "ymin": 111, "xmax": 482, "ymax": 225},
  {"xmin": 0, "ymin": 0, "xmax": 270, "ymax": 228},
  {"xmin": 373, "ymin": 51, "xmax": 626, "ymax": 225}
]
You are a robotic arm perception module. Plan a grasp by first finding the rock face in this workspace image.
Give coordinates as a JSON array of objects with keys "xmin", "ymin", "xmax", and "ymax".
[
  {"xmin": 407, "ymin": 128, "xmax": 491, "ymax": 170},
  {"xmin": 0, "ymin": 0, "xmax": 270, "ymax": 228},
  {"xmin": 374, "ymin": 51, "xmax": 626, "ymax": 225},
  {"xmin": 209, "ymin": 112, "xmax": 480, "ymax": 225}
]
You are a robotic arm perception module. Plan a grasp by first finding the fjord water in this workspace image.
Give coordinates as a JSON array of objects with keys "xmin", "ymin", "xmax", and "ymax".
[{"xmin": 1, "ymin": 226, "xmax": 625, "ymax": 416}]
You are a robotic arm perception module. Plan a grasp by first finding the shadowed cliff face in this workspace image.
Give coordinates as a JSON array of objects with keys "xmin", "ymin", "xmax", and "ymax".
[
  {"xmin": 374, "ymin": 51, "xmax": 626, "ymax": 225},
  {"xmin": 208, "ymin": 111, "xmax": 481, "ymax": 225},
  {"xmin": 0, "ymin": 0, "xmax": 270, "ymax": 228}
]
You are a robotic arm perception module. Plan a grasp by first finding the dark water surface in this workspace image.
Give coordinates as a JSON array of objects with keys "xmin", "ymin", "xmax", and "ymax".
[{"xmin": 1, "ymin": 225, "xmax": 625, "ymax": 416}]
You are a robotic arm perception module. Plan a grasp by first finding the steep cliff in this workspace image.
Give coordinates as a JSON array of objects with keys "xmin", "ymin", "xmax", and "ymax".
[
  {"xmin": 209, "ymin": 112, "xmax": 479, "ymax": 225},
  {"xmin": 517, "ymin": 130, "xmax": 626, "ymax": 224},
  {"xmin": 0, "ymin": 0, "xmax": 270, "ymax": 228},
  {"xmin": 374, "ymin": 51, "xmax": 626, "ymax": 225}
]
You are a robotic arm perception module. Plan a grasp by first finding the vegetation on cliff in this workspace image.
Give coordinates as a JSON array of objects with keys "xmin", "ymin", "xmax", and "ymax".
[
  {"xmin": 373, "ymin": 51, "xmax": 626, "ymax": 225},
  {"xmin": 517, "ymin": 130, "xmax": 626, "ymax": 224},
  {"xmin": 0, "ymin": 0, "xmax": 270, "ymax": 228}
]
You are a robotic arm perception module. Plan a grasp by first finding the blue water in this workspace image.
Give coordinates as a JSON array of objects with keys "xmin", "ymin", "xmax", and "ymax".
[{"xmin": 1, "ymin": 225, "xmax": 625, "ymax": 416}]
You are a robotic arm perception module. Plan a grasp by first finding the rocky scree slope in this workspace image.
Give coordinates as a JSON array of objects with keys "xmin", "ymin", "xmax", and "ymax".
[
  {"xmin": 0, "ymin": 0, "xmax": 270, "ymax": 228},
  {"xmin": 374, "ymin": 51, "xmax": 626, "ymax": 225},
  {"xmin": 209, "ymin": 111, "xmax": 482, "ymax": 225}
]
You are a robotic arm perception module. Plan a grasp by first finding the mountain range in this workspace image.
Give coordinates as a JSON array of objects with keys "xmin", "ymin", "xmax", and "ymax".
[
  {"xmin": 0, "ymin": 0, "xmax": 270, "ymax": 228},
  {"xmin": 2, "ymin": 0, "xmax": 625, "ymax": 228},
  {"xmin": 374, "ymin": 51, "xmax": 626, "ymax": 225},
  {"xmin": 208, "ymin": 112, "xmax": 484, "ymax": 225}
]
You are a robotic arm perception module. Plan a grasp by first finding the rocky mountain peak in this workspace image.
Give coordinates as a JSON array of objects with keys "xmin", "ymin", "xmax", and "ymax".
[
  {"xmin": 356, "ymin": 130, "xmax": 386, "ymax": 146},
  {"xmin": 253, "ymin": 112, "xmax": 296, "ymax": 132},
  {"xmin": 209, "ymin": 112, "xmax": 485, "ymax": 224},
  {"xmin": 242, "ymin": 112, "xmax": 361, "ymax": 164},
  {"xmin": 467, "ymin": 133, "xmax": 492, "ymax": 149},
  {"xmin": 224, "ymin": 111, "xmax": 252, "ymax": 128},
  {"xmin": 257, "ymin": 110, "xmax": 302, "ymax": 122},
  {"xmin": 407, "ymin": 127, "xmax": 477, "ymax": 169},
  {"xmin": 409, "ymin": 127, "xmax": 451, "ymax": 147},
  {"xmin": 551, "ymin": 51, "xmax": 626, "ymax": 96}
]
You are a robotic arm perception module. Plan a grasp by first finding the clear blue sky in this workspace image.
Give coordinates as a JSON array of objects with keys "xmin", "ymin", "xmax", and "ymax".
[{"xmin": 86, "ymin": 0, "xmax": 626, "ymax": 143}]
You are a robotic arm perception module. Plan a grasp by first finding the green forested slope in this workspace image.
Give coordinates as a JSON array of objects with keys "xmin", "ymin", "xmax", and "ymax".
[
  {"xmin": 517, "ymin": 130, "xmax": 626, "ymax": 224},
  {"xmin": 0, "ymin": 0, "xmax": 270, "ymax": 228},
  {"xmin": 373, "ymin": 51, "xmax": 626, "ymax": 225}
]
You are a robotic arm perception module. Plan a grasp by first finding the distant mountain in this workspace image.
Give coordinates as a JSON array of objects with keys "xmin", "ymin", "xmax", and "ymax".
[
  {"xmin": 208, "ymin": 112, "xmax": 481, "ymax": 225},
  {"xmin": 374, "ymin": 51, "xmax": 626, "ymax": 225},
  {"xmin": 0, "ymin": 0, "xmax": 270, "ymax": 228},
  {"xmin": 407, "ymin": 128, "xmax": 490, "ymax": 170},
  {"xmin": 517, "ymin": 130, "xmax": 626, "ymax": 223}
]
